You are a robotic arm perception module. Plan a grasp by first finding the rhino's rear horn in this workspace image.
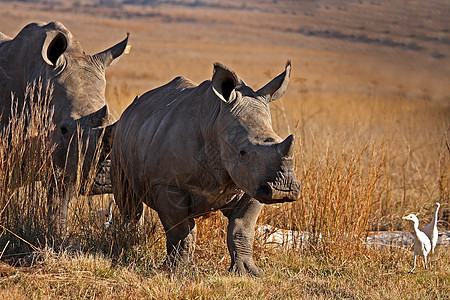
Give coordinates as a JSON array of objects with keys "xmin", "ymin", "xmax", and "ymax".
[
  {"xmin": 77, "ymin": 105, "xmax": 108, "ymax": 128},
  {"xmin": 277, "ymin": 134, "xmax": 295, "ymax": 159}
]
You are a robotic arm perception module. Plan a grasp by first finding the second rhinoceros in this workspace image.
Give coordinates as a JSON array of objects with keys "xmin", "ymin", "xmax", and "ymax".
[
  {"xmin": 111, "ymin": 61, "xmax": 301, "ymax": 275},
  {"xmin": 0, "ymin": 22, "xmax": 129, "ymax": 231}
]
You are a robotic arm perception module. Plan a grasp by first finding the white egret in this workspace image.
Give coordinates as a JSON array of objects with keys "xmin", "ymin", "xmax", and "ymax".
[
  {"xmin": 422, "ymin": 202, "xmax": 440, "ymax": 258},
  {"xmin": 402, "ymin": 214, "xmax": 431, "ymax": 273}
]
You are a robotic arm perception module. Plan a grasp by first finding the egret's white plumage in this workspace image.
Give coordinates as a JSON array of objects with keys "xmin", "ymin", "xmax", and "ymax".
[
  {"xmin": 422, "ymin": 202, "xmax": 440, "ymax": 256},
  {"xmin": 402, "ymin": 214, "xmax": 431, "ymax": 273}
]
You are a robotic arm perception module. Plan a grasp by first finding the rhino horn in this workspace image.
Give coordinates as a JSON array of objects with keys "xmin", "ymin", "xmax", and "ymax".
[
  {"xmin": 42, "ymin": 31, "xmax": 68, "ymax": 66},
  {"xmin": 257, "ymin": 60, "xmax": 291, "ymax": 103},
  {"xmin": 277, "ymin": 134, "xmax": 295, "ymax": 159},
  {"xmin": 77, "ymin": 105, "xmax": 108, "ymax": 128},
  {"xmin": 211, "ymin": 63, "xmax": 239, "ymax": 103},
  {"xmin": 93, "ymin": 33, "xmax": 130, "ymax": 68}
]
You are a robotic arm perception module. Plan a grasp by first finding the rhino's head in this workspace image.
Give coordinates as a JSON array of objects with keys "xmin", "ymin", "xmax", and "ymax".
[
  {"xmin": 35, "ymin": 22, "xmax": 128, "ymax": 124},
  {"xmin": 211, "ymin": 61, "xmax": 301, "ymax": 204},
  {"xmin": 19, "ymin": 22, "xmax": 128, "ymax": 191}
]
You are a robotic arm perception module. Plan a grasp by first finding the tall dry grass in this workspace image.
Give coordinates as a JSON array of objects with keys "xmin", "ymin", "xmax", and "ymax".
[
  {"xmin": 0, "ymin": 80, "xmax": 57, "ymax": 257},
  {"xmin": 0, "ymin": 79, "xmax": 448, "ymax": 275}
]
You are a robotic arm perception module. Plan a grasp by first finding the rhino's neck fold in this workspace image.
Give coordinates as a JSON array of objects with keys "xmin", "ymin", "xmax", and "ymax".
[
  {"xmin": 200, "ymin": 84, "xmax": 222, "ymax": 139},
  {"xmin": 197, "ymin": 84, "xmax": 233, "ymax": 187}
]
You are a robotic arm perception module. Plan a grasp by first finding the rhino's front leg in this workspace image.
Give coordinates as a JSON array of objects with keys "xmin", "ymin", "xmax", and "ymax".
[
  {"xmin": 153, "ymin": 185, "xmax": 197, "ymax": 269},
  {"xmin": 47, "ymin": 182, "xmax": 72, "ymax": 235},
  {"xmin": 222, "ymin": 194, "xmax": 263, "ymax": 276},
  {"xmin": 162, "ymin": 218, "xmax": 197, "ymax": 269}
]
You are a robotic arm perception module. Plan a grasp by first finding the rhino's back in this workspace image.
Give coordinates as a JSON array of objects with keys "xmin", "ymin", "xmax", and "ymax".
[
  {"xmin": 118, "ymin": 76, "xmax": 210, "ymax": 133},
  {"xmin": 129, "ymin": 76, "xmax": 197, "ymax": 114},
  {"xmin": 113, "ymin": 76, "xmax": 210, "ymax": 196}
]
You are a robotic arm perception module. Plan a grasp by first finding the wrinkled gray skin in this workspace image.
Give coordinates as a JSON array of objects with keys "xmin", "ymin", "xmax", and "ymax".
[
  {"xmin": 0, "ymin": 22, "xmax": 128, "ymax": 229},
  {"xmin": 112, "ymin": 62, "xmax": 301, "ymax": 275}
]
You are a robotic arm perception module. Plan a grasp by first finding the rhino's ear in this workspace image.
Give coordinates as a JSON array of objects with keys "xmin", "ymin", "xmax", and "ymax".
[
  {"xmin": 257, "ymin": 60, "xmax": 291, "ymax": 102},
  {"xmin": 93, "ymin": 33, "xmax": 130, "ymax": 68},
  {"xmin": 42, "ymin": 31, "xmax": 68, "ymax": 66},
  {"xmin": 77, "ymin": 105, "xmax": 108, "ymax": 128},
  {"xmin": 211, "ymin": 63, "xmax": 239, "ymax": 103}
]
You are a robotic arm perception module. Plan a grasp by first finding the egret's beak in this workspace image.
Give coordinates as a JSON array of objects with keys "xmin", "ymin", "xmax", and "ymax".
[{"xmin": 402, "ymin": 216, "xmax": 408, "ymax": 220}]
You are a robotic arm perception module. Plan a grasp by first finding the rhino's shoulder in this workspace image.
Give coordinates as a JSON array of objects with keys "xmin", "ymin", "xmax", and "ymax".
[
  {"xmin": 168, "ymin": 76, "xmax": 197, "ymax": 91},
  {"xmin": 121, "ymin": 76, "xmax": 206, "ymax": 124},
  {"xmin": 138, "ymin": 76, "xmax": 196, "ymax": 101}
]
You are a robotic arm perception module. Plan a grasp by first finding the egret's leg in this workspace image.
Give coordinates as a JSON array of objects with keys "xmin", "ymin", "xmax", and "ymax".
[
  {"xmin": 410, "ymin": 254, "xmax": 417, "ymax": 273},
  {"xmin": 429, "ymin": 249, "xmax": 434, "ymax": 269},
  {"xmin": 424, "ymin": 255, "xmax": 428, "ymax": 269}
]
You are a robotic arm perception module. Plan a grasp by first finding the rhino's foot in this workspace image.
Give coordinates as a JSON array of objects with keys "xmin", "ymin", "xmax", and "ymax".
[
  {"xmin": 160, "ymin": 256, "xmax": 195, "ymax": 274},
  {"xmin": 159, "ymin": 259, "xmax": 175, "ymax": 273},
  {"xmin": 229, "ymin": 257, "xmax": 261, "ymax": 276}
]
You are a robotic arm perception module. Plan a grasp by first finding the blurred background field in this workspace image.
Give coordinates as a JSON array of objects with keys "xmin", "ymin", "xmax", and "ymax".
[{"xmin": 0, "ymin": 0, "xmax": 449, "ymax": 298}]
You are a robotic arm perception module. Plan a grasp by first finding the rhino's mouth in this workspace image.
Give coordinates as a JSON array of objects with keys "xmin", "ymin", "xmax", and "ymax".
[
  {"xmin": 254, "ymin": 180, "xmax": 301, "ymax": 204},
  {"xmin": 80, "ymin": 159, "xmax": 112, "ymax": 195}
]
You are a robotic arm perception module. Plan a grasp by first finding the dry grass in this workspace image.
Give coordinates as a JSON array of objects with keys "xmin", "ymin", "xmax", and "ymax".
[
  {"xmin": 0, "ymin": 80, "xmax": 56, "ymax": 250},
  {"xmin": 1, "ymin": 245, "xmax": 449, "ymax": 299},
  {"xmin": 0, "ymin": 0, "xmax": 449, "ymax": 298}
]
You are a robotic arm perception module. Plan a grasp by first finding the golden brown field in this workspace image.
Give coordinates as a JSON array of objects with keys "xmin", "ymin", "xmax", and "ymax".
[{"xmin": 0, "ymin": 0, "xmax": 449, "ymax": 298}]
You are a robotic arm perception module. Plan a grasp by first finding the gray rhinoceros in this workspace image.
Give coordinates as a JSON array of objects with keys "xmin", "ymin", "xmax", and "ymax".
[
  {"xmin": 111, "ymin": 61, "xmax": 301, "ymax": 275},
  {"xmin": 0, "ymin": 22, "xmax": 128, "ymax": 228}
]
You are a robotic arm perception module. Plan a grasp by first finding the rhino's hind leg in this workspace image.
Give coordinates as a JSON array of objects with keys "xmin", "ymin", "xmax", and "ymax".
[
  {"xmin": 222, "ymin": 194, "xmax": 263, "ymax": 276},
  {"xmin": 113, "ymin": 169, "xmax": 143, "ymax": 223},
  {"xmin": 116, "ymin": 194, "xmax": 143, "ymax": 224},
  {"xmin": 153, "ymin": 185, "xmax": 197, "ymax": 270}
]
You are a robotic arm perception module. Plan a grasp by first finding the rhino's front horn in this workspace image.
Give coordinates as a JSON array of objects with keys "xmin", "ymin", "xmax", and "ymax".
[
  {"xmin": 277, "ymin": 134, "xmax": 295, "ymax": 159},
  {"xmin": 77, "ymin": 105, "xmax": 108, "ymax": 128}
]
